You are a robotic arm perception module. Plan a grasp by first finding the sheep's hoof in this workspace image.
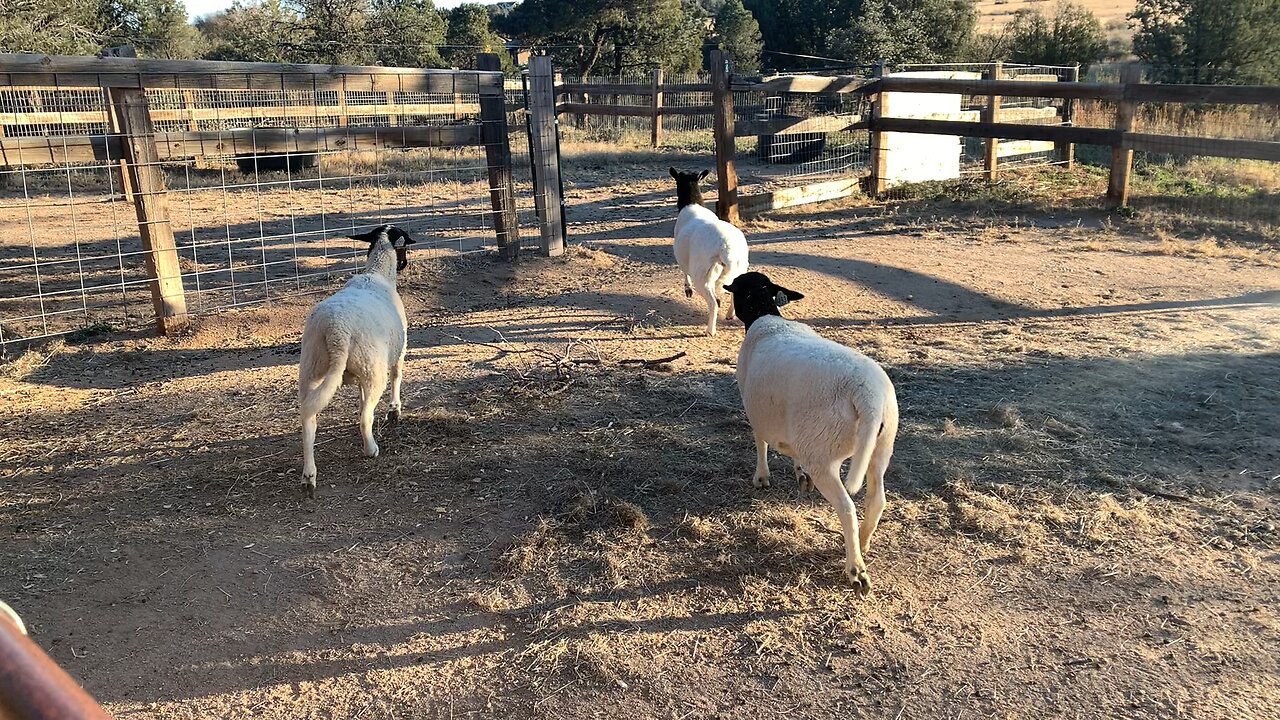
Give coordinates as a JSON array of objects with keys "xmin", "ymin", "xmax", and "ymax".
[
  {"xmin": 386, "ymin": 408, "xmax": 401, "ymax": 424},
  {"xmin": 796, "ymin": 469, "xmax": 813, "ymax": 493},
  {"xmin": 364, "ymin": 443, "xmax": 380, "ymax": 459},
  {"xmin": 752, "ymin": 474, "xmax": 771, "ymax": 489},
  {"xmin": 302, "ymin": 473, "xmax": 316, "ymax": 498},
  {"xmin": 845, "ymin": 567, "xmax": 871, "ymax": 599},
  {"xmin": 684, "ymin": 286, "xmax": 693, "ymax": 299}
]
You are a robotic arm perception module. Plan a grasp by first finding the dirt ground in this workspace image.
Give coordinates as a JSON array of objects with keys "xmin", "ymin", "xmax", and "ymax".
[{"xmin": 2, "ymin": 165, "xmax": 1279, "ymax": 719}]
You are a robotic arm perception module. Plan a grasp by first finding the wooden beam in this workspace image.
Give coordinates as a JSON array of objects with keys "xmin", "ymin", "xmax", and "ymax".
[
  {"xmin": 868, "ymin": 61, "xmax": 888, "ymax": 197},
  {"xmin": 659, "ymin": 82, "xmax": 712, "ymax": 92},
  {"xmin": 477, "ymin": 53, "xmax": 520, "ymax": 262},
  {"xmin": 743, "ymin": 75, "xmax": 876, "ymax": 94},
  {"xmin": 0, "ymin": 102, "xmax": 484, "ymax": 127},
  {"xmin": 872, "ymin": 117, "xmax": 1119, "ymax": 146},
  {"xmin": 880, "ymin": 76, "xmax": 1123, "ymax": 101},
  {"xmin": 151, "ymin": 125, "xmax": 482, "ymax": 160},
  {"xmin": 554, "ymin": 101, "xmax": 652, "ymax": 117},
  {"xmin": 735, "ymin": 113, "xmax": 865, "ymax": 137},
  {"xmin": 556, "ymin": 82, "xmax": 651, "ymax": 96},
  {"xmin": 710, "ymin": 49, "xmax": 739, "ymax": 225},
  {"xmin": 527, "ymin": 56, "xmax": 565, "ymax": 257},
  {"xmin": 1126, "ymin": 133, "xmax": 1280, "ymax": 162},
  {"xmin": 106, "ymin": 86, "xmax": 188, "ymax": 335},
  {"xmin": 1126, "ymin": 83, "xmax": 1280, "ymax": 106},
  {"xmin": 650, "ymin": 67, "xmax": 663, "ymax": 148},
  {"xmin": 657, "ymin": 104, "xmax": 715, "ymax": 116},
  {"xmin": 0, "ymin": 132, "xmax": 122, "ymax": 166},
  {"xmin": 1108, "ymin": 64, "xmax": 1141, "ymax": 206},
  {"xmin": 1056, "ymin": 64, "xmax": 1080, "ymax": 168},
  {"xmin": 739, "ymin": 178, "xmax": 861, "ymax": 217},
  {"xmin": 983, "ymin": 61, "xmax": 1002, "ymax": 182}
]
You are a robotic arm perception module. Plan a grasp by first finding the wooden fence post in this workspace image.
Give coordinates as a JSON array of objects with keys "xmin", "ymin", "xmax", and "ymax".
[
  {"xmin": 477, "ymin": 53, "xmax": 521, "ymax": 261},
  {"xmin": 983, "ymin": 60, "xmax": 1003, "ymax": 182},
  {"xmin": 710, "ymin": 48, "xmax": 739, "ymax": 224},
  {"xmin": 651, "ymin": 67, "xmax": 664, "ymax": 148},
  {"xmin": 868, "ymin": 59, "xmax": 889, "ymax": 197},
  {"xmin": 528, "ymin": 55, "xmax": 566, "ymax": 257},
  {"xmin": 1056, "ymin": 63, "xmax": 1080, "ymax": 168},
  {"xmin": 1107, "ymin": 63, "xmax": 1142, "ymax": 206},
  {"xmin": 107, "ymin": 85, "xmax": 188, "ymax": 335}
]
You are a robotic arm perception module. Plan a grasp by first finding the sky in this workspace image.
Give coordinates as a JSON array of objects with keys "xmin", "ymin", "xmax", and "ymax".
[{"xmin": 183, "ymin": 0, "xmax": 506, "ymax": 21}]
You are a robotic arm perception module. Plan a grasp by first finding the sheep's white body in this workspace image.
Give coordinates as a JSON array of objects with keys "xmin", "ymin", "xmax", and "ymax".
[
  {"xmin": 674, "ymin": 203, "xmax": 749, "ymax": 335},
  {"xmin": 298, "ymin": 237, "xmax": 407, "ymax": 493},
  {"xmin": 736, "ymin": 314, "xmax": 898, "ymax": 593}
]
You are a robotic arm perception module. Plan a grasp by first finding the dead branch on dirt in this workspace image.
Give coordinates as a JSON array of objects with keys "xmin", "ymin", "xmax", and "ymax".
[{"xmin": 617, "ymin": 351, "xmax": 687, "ymax": 367}]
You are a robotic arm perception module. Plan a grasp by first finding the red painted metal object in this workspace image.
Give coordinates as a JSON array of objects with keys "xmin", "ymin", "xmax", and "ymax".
[{"xmin": 0, "ymin": 602, "xmax": 114, "ymax": 720}]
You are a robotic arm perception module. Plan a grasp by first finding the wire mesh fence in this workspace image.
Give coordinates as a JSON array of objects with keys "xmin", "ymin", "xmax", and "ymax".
[{"xmin": 0, "ymin": 61, "xmax": 539, "ymax": 348}]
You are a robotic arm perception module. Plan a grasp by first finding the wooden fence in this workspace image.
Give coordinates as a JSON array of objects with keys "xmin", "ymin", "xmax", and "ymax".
[{"xmin": 0, "ymin": 53, "xmax": 566, "ymax": 340}]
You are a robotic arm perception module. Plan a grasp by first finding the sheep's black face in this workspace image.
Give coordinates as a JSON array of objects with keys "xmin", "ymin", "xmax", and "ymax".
[
  {"xmin": 350, "ymin": 224, "xmax": 417, "ymax": 272},
  {"xmin": 724, "ymin": 271, "xmax": 805, "ymax": 329},
  {"xmin": 669, "ymin": 167, "xmax": 709, "ymax": 209}
]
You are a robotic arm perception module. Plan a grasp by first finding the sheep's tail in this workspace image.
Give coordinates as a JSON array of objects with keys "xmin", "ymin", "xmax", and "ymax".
[
  {"xmin": 843, "ymin": 405, "xmax": 884, "ymax": 497},
  {"xmin": 299, "ymin": 328, "xmax": 347, "ymax": 417}
]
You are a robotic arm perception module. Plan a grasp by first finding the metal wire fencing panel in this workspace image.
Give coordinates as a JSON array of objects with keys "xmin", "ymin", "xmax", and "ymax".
[{"xmin": 0, "ymin": 62, "xmax": 537, "ymax": 348}]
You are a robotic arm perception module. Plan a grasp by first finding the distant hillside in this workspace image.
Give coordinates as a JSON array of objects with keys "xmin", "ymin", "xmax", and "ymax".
[{"xmin": 974, "ymin": 0, "xmax": 1137, "ymax": 31}]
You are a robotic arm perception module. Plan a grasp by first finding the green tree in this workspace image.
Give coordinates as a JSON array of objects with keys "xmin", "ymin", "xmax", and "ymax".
[
  {"xmin": 504, "ymin": 0, "xmax": 707, "ymax": 76},
  {"xmin": 1004, "ymin": 3, "xmax": 1106, "ymax": 69},
  {"xmin": 827, "ymin": 0, "xmax": 975, "ymax": 66},
  {"xmin": 444, "ymin": 3, "xmax": 513, "ymax": 70},
  {"xmin": 370, "ymin": 0, "xmax": 446, "ymax": 67},
  {"xmin": 100, "ymin": 0, "xmax": 205, "ymax": 58},
  {"xmin": 0, "ymin": 0, "xmax": 104, "ymax": 54},
  {"xmin": 289, "ymin": 0, "xmax": 375, "ymax": 64},
  {"xmin": 1131, "ymin": 0, "xmax": 1280, "ymax": 83},
  {"xmin": 198, "ymin": 0, "xmax": 307, "ymax": 62},
  {"xmin": 714, "ymin": 0, "xmax": 764, "ymax": 71}
]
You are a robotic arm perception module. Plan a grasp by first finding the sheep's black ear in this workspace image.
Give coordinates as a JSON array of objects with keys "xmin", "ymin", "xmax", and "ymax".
[
  {"xmin": 669, "ymin": 166, "xmax": 679, "ymax": 179},
  {"xmin": 348, "ymin": 229, "xmax": 380, "ymax": 243},
  {"xmin": 774, "ymin": 286, "xmax": 804, "ymax": 306},
  {"xmin": 698, "ymin": 169, "xmax": 710, "ymax": 181}
]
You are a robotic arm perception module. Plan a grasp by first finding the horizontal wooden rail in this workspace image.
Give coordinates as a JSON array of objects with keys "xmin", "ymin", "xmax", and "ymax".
[
  {"xmin": 1125, "ymin": 132, "xmax": 1280, "ymax": 161},
  {"xmin": 0, "ymin": 53, "xmax": 500, "ymax": 93},
  {"xmin": 736, "ymin": 113, "xmax": 866, "ymax": 137},
  {"xmin": 880, "ymin": 76, "xmax": 1119, "ymax": 101},
  {"xmin": 0, "ymin": 124, "xmax": 481, "ymax": 166},
  {"xmin": 556, "ymin": 82, "xmax": 651, "ymax": 96},
  {"xmin": 736, "ymin": 75, "xmax": 877, "ymax": 94},
  {"xmin": 1125, "ymin": 83, "xmax": 1280, "ymax": 106},
  {"xmin": 555, "ymin": 101, "xmax": 651, "ymax": 117},
  {"xmin": 875, "ymin": 117, "xmax": 1118, "ymax": 145},
  {"xmin": 0, "ymin": 102, "xmax": 483, "ymax": 127}
]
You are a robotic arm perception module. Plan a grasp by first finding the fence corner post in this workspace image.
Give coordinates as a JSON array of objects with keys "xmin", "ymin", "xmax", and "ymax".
[
  {"xmin": 1107, "ymin": 63, "xmax": 1142, "ymax": 207},
  {"xmin": 710, "ymin": 49, "xmax": 740, "ymax": 225},
  {"xmin": 528, "ymin": 55, "xmax": 566, "ymax": 257},
  {"xmin": 982, "ymin": 60, "xmax": 1003, "ymax": 182},
  {"xmin": 650, "ymin": 67, "xmax": 664, "ymax": 148},
  {"xmin": 868, "ymin": 59, "xmax": 889, "ymax": 197},
  {"xmin": 477, "ymin": 52, "xmax": 521, "ymax": 261},
  {"xmin": 106, "ymin": 85, "xmax": 188, "ymax": 335},
  {"xmin": 1056, "ymin": 63, "xmax": 1080, "ymax": 169}
]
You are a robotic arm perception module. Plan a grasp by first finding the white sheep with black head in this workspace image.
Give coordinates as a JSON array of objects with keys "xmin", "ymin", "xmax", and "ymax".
[
  {"xmin": 298, "ymin": 224, "xmax": 416, "ymax": 496},
  {"xmin": 669, "ymin": 167, "xmax": 749, "ymax": 336},
  {"xmin": 724, "ymin": 271, "xmax": 900, "ymax": 597}
]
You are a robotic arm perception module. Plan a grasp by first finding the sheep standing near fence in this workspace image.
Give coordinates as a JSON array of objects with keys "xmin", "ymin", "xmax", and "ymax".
[
  {"xmin": 725, "ymin": 272, "xmax": 899, "ymax": 597},
  {"xmin": 669, "ymin": 168, "xmax": 749, "ymax": 336},
  {"xmin": 299, "ymin": 225, "xmax": 416, "ymax": 496}
]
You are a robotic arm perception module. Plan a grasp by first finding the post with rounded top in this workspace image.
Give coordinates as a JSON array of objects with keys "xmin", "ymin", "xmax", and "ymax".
[
  {"xmin": 651, "ymin": 67, "xmax": 664, "ymax": 148},
  {"xmin": 710, "ymin": 48, "xmax": 740, "ymax": 225},
  {"xmin": 868, "ymin": 59, "xmax": 889, "ymax": 197},
  {"xmin": 1107, "ymin": 62, "xmax": 1142, "ymax": 207}
]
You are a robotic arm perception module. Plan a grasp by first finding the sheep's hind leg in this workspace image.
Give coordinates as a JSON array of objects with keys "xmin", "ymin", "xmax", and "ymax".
[
  {"xmin": 387, "ymin": 355, "xmax": 404, "ymax": 424},
  {"xmin": 810, "ymin": 461, "xmax": 870, "ymax": 598},
  {"xmin": 683, "ymin": 274, "xmax": 693, "ymax": 298},
  {"xmin": 301, "ymin": 412, "xmax": 318, "ymax": 497},
  {"xmin": 359, "ymin": 370, "xmax": 386, "ymax": 459},
  {"xmin": 752, "ymin": 432, "xmax": 771, "ymax": 488},
  {"xmin": 695, "ymin": 276, "xmax": 719, "ymax": 336}
]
